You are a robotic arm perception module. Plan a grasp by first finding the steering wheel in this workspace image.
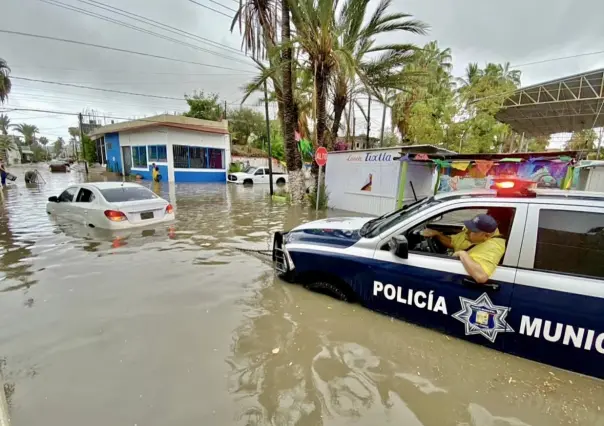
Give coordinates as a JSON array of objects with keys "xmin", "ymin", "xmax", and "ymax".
[{"xmin": 410, "ymin": 225, "xmax": 439, "ymax": 253}]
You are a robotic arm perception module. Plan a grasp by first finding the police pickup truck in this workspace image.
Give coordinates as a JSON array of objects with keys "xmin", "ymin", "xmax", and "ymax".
[{"xmin": 272, "ymin": 181, "xmax": 604, "ymax": 379}]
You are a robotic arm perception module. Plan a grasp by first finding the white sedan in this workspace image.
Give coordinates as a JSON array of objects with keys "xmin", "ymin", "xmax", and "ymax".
[{"xmin": 46, "ymin": 182, "xmax": 175, "ymax": 230}]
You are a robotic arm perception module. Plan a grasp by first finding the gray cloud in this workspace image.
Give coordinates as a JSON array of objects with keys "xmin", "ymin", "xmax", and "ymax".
[{"xmin": 1, "ymin": 0, "xmax": 603, "ymax": 142}]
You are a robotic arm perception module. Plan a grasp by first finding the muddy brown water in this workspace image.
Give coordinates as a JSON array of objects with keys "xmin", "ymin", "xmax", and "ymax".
[{"xmin": 0, "ymin": 165, "xmax": 602, "ymax": 426}]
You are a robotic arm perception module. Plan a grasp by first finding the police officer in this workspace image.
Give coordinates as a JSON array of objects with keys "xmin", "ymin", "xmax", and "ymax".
[{"xmin": 422, "ymin": 214, "xmax": 505, "ymax": 284}]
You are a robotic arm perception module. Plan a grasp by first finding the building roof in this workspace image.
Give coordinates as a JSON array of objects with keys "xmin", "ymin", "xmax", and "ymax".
[
  {"xmin": 495, "ymin": 68, "xmax": 604, "ymax": 136},
  {"xmin": 429, "ymin": 150, "xmax": 578, "ymax": 161},
  {"xmin": 89, "ymin": 114, "xmax": 229, "ymax": 138},
  {"xmin": 328, "ymin": 144, "xmax": 456, "ymax": 155}
]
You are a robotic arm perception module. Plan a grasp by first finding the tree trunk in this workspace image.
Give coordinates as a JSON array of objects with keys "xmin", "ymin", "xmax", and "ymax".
[
  {"xmin": 281, "ymin": 0, "xmax": 305, "ymax": 203},
  {"xmin": 329, "ymin": 93, "xmax": 347, "ymax": 150},
  {"xmin": 310, "ymin": 66, "xmax": 330, "ymax": 188}
]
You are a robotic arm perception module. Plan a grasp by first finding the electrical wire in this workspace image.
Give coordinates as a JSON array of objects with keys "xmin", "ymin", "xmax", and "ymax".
[
  {"xmin": 0, "ymin": 30, "xmax": 253, "ymax": 72},
  {"xmin": 188, "ymin": 0, "xmax": 234, "ymax": 19},
  {"xmin": 206, "ymin": 0, "xmax": 238, "ymax": 13},
  {"xmin": 512, "ymin": 50, "xmax": 604, "ymax": 68},
  {"xmin": 76, "ymin": 0, "xmax": 244, "ymax": 55},
  {"xmin": 8, "ymin": 65, "xmax": 252, "ymax": 76},
  {"xmin": 11, "ymin": 76, "xmax": 187, "ymax": 101},
  {"xmin": 36, "ymin": 0, "xmax": 252, "ymax": 66}
]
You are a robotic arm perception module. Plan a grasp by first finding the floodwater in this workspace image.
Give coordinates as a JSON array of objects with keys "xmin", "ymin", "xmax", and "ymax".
[{"xmin": 0, "ymin": 165, "xmax": 602, "ymax": 426}]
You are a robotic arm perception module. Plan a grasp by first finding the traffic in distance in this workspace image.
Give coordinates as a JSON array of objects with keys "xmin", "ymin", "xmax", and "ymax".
[{"xmin": 272, "ymin": 180, "xmax": 604, "ymax": 379}]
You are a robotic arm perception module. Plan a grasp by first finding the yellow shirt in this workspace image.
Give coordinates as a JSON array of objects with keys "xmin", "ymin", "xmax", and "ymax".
[
  {"xmin": 450, "ymin": 229, "xmax": 506, "ymax": 277},
  {"xmin": 152, "ymin": 167, "xmax": 158, "ymax": 181}
]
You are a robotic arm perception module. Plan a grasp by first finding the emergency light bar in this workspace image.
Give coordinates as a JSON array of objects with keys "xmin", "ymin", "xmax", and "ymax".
[{"xmin": 490, "ymin": 178, "xmax": 536, "ymax": 197}]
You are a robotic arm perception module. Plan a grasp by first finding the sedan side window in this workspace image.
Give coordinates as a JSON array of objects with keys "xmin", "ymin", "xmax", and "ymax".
[
  {"xmin": 58, "ymin": 187, "xmax": 77, "ymax": 202},
  {"xmin": 76, "ymin": 188, "xmax": 96, "ymax": 203}
]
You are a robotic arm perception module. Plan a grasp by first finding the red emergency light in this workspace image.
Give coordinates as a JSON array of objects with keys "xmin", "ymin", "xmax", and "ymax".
[{"xmin": 490, "ymin": 178, "xmax": 536, "ymax": 197}]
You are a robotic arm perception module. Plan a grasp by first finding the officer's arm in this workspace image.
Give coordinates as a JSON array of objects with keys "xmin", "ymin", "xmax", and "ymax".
[
  {"xmin": 455, "ymin": 251, "xmax": 489, "ymax": 284},
  {"xmin": 424, "ymin": 229, "xmax": 454, "ymax": 248}
]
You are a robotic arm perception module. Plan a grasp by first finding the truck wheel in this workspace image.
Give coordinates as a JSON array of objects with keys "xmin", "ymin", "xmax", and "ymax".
[
  {"xmin": 243, "ymin": 179, "xmax": 253, "ymax": 186},
  {"xmin": 305, "ymin": 281, "xmax": 350, "ymax": 302},
  {"xmin": 276, "ymin": 178, "xmax": 286, "ymax": 185}
]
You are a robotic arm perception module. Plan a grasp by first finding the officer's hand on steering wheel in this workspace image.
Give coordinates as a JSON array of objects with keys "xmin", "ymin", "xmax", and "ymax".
[{"xmin": 421, "ymin": 228, "xmax": 441, "ymax": 238}]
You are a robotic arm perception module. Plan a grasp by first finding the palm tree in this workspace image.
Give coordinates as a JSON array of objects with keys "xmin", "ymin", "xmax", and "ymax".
[
  {"xmin": 0, "ymin": 58, "xmax": 11, "ymax": 104},
  {"xmin": 329, "ymin": 0, "xmax": 427, "ymax": 147},
  {"xmin": 12, "ymin": 123, "xmax": 39, "ymax": 145},
  {"xmin": 39, "ymin": 136, "xmax": 49, "ymax": 160},
  {"xmin": 391, "ymin": 41, "xmax": 453, "ymax": 140},
  {"xmin": 0, "ymin": 114, "xmax": 9, "ymax": 135}
]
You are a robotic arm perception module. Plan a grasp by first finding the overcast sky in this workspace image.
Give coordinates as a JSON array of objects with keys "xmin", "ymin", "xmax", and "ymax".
[{"xmin": 1, "ymin": 0, "xmax": 603, "ymax": 146}]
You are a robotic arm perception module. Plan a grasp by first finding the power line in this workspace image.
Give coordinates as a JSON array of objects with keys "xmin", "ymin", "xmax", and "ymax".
[
  {"xmin": 206, "ymin": 0, "xmax": 238, "ymax": 13},
  {"xmin": 77, "ymin": 0, "xmax": 244, "ymax": 55},
  {"xmin": 188, "ymin": 0, "xmax": 234, "ymax": 19},
  {"xmin": 512, "ymin": 50, "xmax": 604, "ymax": 68},
  {"xmin": 11, "ymin": 76, "xmax": 186, "ymax": 101},
  {"xmin": 37, "ymin": 0, "xmax": 251, "ymax": 66},
  {"xmin": 0, "ymin": 30, "xmax": 254, "ymax": 73},
  {"xmin": 9, "ymin": 65, "xmax": 252, "ymax": 76}
]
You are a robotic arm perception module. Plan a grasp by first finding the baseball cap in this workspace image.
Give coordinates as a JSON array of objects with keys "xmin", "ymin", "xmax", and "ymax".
[{"xmin": 464, "ymin": 214, "xmax": 498, "ymax": 233}]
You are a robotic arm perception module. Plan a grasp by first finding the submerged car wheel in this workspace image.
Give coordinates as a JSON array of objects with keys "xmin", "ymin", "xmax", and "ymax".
[
  {"xmin": 305, "ymin": 281, "xmax": 350, "ymax": 302},
  {"xmin": 276, "ymin": 178, "xmax": 286, "ymax": 185},
  {"xmin": 243, "ymin": 179, "xmax": 253, "ymax": 186}
]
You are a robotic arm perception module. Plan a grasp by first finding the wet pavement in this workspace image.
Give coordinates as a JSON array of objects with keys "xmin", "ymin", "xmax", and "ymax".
[{"xmin": 0, "ymin": 165, "xmax": 602, "ymax": 426}]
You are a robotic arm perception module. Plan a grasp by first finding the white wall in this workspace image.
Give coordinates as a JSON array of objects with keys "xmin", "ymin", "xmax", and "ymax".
[
  {"xmin": 325, "ymin": 149, "xmax": 437, "ymax": 216},
  {"xmin": 120, "ymin": 128, "xmax": 169, "ymax": 174}
]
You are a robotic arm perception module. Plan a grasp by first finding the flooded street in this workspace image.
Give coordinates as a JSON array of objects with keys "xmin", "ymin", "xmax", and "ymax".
[{"xmin": 0, "ymin": 165, "xmax": 603, "ymax": 426}]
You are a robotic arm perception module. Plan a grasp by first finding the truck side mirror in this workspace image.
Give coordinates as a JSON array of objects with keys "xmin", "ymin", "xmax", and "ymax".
[{"xmin": 390, "ymin": 235, "xmax": 408, "ymax": 259}]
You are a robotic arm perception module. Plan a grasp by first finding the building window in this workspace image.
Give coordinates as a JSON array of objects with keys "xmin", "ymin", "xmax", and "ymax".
[
  {"xmin": 132, "ymin": 146, "xmax": 147, "ymax": 167},
  {"xmin": 172, "ymin": 145, "xmax": 224, "ymax": 169},
  {"xmin": 534, "ymin": 209, "xmax": 604, "ymax": 279},
  {"xmin": 148, "ymin": 145, "xmax": 167, "ymax": 162}
]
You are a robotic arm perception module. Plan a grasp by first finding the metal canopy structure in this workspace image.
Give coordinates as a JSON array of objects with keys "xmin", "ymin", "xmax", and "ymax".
[{"xmin": 496, "ymin": 68, "xmax": 604, "ymax": 136}]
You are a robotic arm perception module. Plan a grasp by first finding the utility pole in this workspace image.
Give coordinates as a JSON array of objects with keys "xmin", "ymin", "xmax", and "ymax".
[
  {"xmin": 224, "ymin": 100, "xmax": 227, "ymax": 119},
  {"xmin": 352, "ymin": 116, "xmax": 356, "ymax": 150},
  {"xmin": 366, "ymin": 94, "xmax": 371, "ymax": 147},
  {"xmin": 380, "ymin": 101, "xmax": 387, "ymax": 147},
  {"xmin": 264, "ymin": 81, "xmax": 274, "ymax": 196},
  {"xmin": 597, "ymin": 127, "xmax": 603, "ymax": 159},
  {"xmin": 78, "ymin": 113, "xmax": 89, "ymax": 174}
]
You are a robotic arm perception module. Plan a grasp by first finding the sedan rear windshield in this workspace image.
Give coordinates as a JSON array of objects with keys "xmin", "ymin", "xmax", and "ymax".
[{"xmin": 100, "ymin": 187, "xmax": 158, "ymax": 202}]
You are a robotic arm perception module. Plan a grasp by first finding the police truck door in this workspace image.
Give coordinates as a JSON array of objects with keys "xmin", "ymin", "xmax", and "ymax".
[
  {"xmin": 370, "ymin": 202, "xmax": 526, "ymax": 352},
  {"xmin": 506, "ymin": 204, "xmax": 604, "ymax": 379}
]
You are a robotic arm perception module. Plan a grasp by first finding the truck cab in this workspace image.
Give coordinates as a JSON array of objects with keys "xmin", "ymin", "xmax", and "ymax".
[{"xmin": 273, "ymin": 184, "xmax": 604, "ymax": 379}]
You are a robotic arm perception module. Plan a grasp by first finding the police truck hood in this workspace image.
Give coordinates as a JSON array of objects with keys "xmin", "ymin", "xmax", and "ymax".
[{"xmin": 285, "ymin": 217, "xmax": 374, "ymax": 248}]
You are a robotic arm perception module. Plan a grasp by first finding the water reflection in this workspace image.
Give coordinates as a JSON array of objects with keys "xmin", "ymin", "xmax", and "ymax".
[
  {"xmin": 228, "ymin": 275, "xmax": 604, "ymax": 426},
  {"xmin": 0, "ymin": 166, "xmax": 602, "ymax": 426}
]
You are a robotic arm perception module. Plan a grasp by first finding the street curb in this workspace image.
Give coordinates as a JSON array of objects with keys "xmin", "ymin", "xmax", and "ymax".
[{"xmin": 0, "ymin": 373, "xmax": 10, "ymax": 426}]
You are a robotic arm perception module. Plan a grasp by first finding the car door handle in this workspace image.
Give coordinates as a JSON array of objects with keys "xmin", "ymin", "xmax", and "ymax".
[{"xmin": 462, "ymin": 277, "xmax": 500, "ymax": 291}]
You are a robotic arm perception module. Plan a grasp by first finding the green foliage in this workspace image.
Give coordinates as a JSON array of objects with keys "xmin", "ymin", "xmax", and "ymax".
[
  {"xmin": 38, "ymin": 136, "xmax": 49, "ymax": 147},
  {"xmin": 565, "ymin": 129, "xmax": 598, "ymax": 152},
  {"xmin": 32, "ymin": 143, "xmax": 47, "ymax": 162},
  {"xmin": 0, "ymin": 58, "xmax": 11, "ymax": 104},
  {"xmin": 307, "ymin": 182, "xmax": 329, "ymax": 210},
  {"xmin": 183, "ymin": 91, "xmax": 223, "ymax": 121},
  {"xmin": 228, "ymin": 107, "xmax": 265, "ymax": 145},
  {"xmin": 11, "ymin": 123, "xmax": 39, "ymax": 145},
  {"xmin": 0, "ymin": 114, "xmax": 9, "ymax": 134},
  {"xmin": 82, "ymin": 134, "xmax": 97, "ymax": 164},
  {"xmin": 381, "ymin": 131, "xmax": 400, "ymax": 147},
  {"xmin": 228, "ymin": 162, "xmax": 242, "ymax": 173},
  {"xmin": 53, "ymin": 137, "xmax": 64, "ymax": 156}
]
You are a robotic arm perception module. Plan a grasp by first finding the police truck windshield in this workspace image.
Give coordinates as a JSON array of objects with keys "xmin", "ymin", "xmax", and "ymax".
[{"xmin": 360, "ymin": 197, "xmax": 440, "ymax": 238}]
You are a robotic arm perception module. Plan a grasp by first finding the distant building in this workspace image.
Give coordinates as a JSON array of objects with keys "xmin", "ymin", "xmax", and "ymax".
[{"xmin": 89, "ymin": 114, "xmax": 230, "ymax": 182}]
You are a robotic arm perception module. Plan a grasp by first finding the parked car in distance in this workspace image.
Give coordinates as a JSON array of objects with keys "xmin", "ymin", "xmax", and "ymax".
[
  {"xmin": 46, "ymin": 182, "xmax": 175, "ymax": 230},
  {"xmin": 49, "ymin": 159, "xmax": 70, "ymax": 173},
  {"xmin": 228, "ymin": 166, "xmax": 287, "ymax": 185}
]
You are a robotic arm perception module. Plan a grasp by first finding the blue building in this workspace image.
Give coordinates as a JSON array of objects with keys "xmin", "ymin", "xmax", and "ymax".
[{"xmin": 90, "ymin": 114, "xmax": 231, "ymax": 183}]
